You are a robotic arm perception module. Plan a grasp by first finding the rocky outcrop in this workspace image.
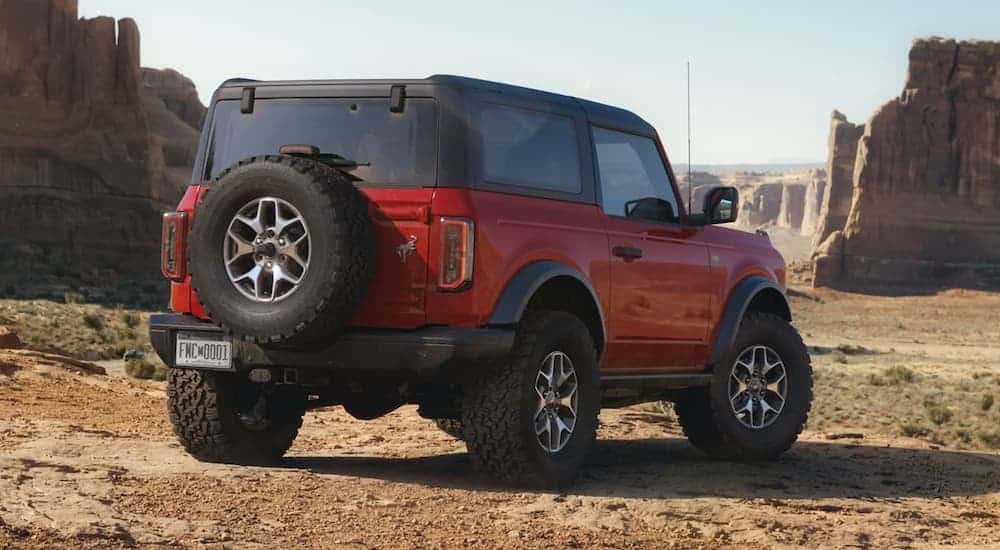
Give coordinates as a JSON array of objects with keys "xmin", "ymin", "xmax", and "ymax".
[
  {"xmin": 777, "ymin": 183, "xmax": 807, "ymax": 230},
  {"xmin": 800, "ymin": 170, "xmax": 827, "ymax": 236},
  {"xmin": 0, "ymin": 0, "xmax": 203, "ymax": 281},
  {"xmin": 736, "ymin": 183, "xmax": 784, "ymax": 226},
  {"xmin": 0, "ymin": 327, "xmax": 22, "ymax": 350},
  {"xmin": 814, "ymin": 38, "xmax": 1000, "ymax": 288},
  {"xmin": 141, "ymin": 68, "xmax": 205, "ymax": 194},
  {"xmin": 812, "ymin": 112, "xmax": 864, "ymax": 248}
]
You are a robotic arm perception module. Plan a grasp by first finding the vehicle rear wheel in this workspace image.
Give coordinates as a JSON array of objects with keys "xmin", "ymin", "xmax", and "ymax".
[
  {"xmin": 188, "ymin": 155, "xmax": 374, "ymax": 346},
  {"xmin": 167, "ymin": 368, "xmax": 305, "ymax": 464},
  {"xmin": 462, "ymin": 311, "xmax": 599, "ymax": 488},
  {"xmin": 675, "ymin": 312, "xmax": 812, "ymax": 461},
  {"xmin": 433, "ymin": 418, "xmax": 465, "ymax": 440}
]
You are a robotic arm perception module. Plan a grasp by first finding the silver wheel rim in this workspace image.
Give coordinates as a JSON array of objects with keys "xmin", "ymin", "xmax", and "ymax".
[
  {"xmin": 224, "ymin": 197, "xmax": 311, "ymax": 303},
  {"xmin": 534, "ymin": 351, "xmax": 578, "ymax": 453},
  {"xmin": 729, "ymin": 345, "xmax": 788, "ymax": 429}
]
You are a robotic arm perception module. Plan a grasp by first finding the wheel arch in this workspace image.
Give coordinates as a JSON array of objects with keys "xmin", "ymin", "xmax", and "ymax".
[
  {"xmin": 708, "ymin": 276, "xmax": 791, "ymax": 366},
  {"xmin": 487, "ymin": 261, "xmax": 606, "ymax": 355}
]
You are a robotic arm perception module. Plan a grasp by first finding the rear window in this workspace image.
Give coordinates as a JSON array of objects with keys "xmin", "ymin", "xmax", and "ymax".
[
  {"xmin": 204, "ymin": 98, "xmax": 438, "ymax": 186},
  {"xmin": 479, "ymin": 104, "xmax": 581, "ymax": 194}
]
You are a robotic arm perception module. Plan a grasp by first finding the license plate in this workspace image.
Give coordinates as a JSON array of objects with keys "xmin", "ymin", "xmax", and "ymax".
[{"xmin": 175, "ymin": 332, "xmax": 233, "ymax": 370}]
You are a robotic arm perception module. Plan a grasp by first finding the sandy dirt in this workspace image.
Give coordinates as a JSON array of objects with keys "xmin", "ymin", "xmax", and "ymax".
[{"xmin": 2, "ymin": 287, "xmax": 1000, "ymax": 549}]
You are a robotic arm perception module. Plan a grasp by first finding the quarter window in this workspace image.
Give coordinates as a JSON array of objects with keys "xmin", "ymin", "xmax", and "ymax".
[
  {"xmin": 593, "ymin": 127, "xmax": 680, "ymax": 223},
  {"xmin": 479, "ymin": 104, "xmax": 581, "ymax": 194}
]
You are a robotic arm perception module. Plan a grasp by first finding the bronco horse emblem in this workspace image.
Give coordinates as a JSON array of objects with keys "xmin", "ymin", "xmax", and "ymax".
[{"xmin": 396, "ymin": 235, "xmax": 417, "ymax": 263}]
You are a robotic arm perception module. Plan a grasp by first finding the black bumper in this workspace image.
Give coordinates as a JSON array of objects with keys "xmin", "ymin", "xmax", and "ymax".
[{"xmin": 149, "ymin": 314, "xmax": 515, "ymax": 375}]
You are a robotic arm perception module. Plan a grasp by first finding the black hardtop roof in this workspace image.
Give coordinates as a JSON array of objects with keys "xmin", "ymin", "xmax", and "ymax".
[{"xmin": 218, "ymin": 74, "xmax": 658, "ymax": 137}]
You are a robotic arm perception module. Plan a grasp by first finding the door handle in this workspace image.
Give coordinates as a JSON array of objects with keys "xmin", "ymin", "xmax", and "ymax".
[{"xmin": 613, "ymin": 246, "xmax": 643, "ymax": 260}]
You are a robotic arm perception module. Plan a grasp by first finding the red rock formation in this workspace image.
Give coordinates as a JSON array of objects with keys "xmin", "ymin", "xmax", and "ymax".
[
  {"xmin": 812, "ymin": 111, "xmax": 864, "ymax": 249},
  {"xmin": 814, "ymin": 38, "xmax": 1000, "ymax": 288},
  {"xmin": 777, "ymin": 183, "xmax": 807, "ymax": 230},
  {"xmin": 0, "ymin": 0, "xmax": 202, "ymax": 282},
  {"xmin": 800, "ymin": 169, "xmax": 827, "ymax": 236},
  {"xmin": 736, "ymin": 182, "xmax": 784, "ymax": 226}
]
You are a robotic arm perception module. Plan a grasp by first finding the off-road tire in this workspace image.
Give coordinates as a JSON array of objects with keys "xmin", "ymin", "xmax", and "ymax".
[
  {"xmin": 167, "ymin": 369, "xmax": 305, "ymax": 464},
  {"xmin": 462, "ymin": 311, "xmax": 600, "ymax": 488},
  {"xmin": 433, "ymin": 418, "xmax": 465, "ymax": 440},
  {"xmin": 675, "ymin": 312, "xmax": 812, "ymax": 461},
  {"xmin": 188, "ymin": 155, "xmax": 373, "ymax": 346}
]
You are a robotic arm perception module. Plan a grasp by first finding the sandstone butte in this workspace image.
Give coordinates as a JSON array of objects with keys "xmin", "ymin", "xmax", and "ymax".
[
  {"xmin": 0, "ymin": 0, "xmax": 205, "ymax": 278},
  {"xmin": 813, "ymin": 37, "xmax": 1000, "ymax": 288}
]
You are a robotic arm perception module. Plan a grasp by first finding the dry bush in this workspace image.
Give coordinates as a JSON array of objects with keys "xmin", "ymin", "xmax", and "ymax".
[{"xmin": 125, "ymin": 358, "xmax": 167, "ymax": 382}]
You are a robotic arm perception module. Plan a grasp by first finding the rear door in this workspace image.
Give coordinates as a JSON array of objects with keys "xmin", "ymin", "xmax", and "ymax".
[
  {"xmin": 593, "ymin": 127, "xmax": 713, "ymax": 370},
  {"xmin": 352, "ymin": 187, "xmax": 433, "ymax": 329}
]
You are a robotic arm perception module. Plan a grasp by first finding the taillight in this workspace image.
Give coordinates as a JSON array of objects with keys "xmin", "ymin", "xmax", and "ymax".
[
  {"xmin": 438, "ymin": 217, "xmax": 474, "ymax": 291},
  {"xmin": 161, "ymin": 211, "xmax": 188, "ymax": 281}
]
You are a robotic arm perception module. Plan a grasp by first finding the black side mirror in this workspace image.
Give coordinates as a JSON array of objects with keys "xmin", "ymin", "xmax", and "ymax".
[{"xmin": 703, "ymin": 186, "xmax": 739, "ymax": 225}]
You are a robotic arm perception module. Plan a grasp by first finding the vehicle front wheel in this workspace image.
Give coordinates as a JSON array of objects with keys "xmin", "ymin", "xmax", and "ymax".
[
  {"xmin": 462, "ymin": 311, "xmax": 600, "ymax": 488},
  {"xmin": 167, "ymin": 369, "xmax": 305, "ymax": 465},
  {"xmin": 675, "ymin": 312, "xmax": 812, "ymax": 461}
]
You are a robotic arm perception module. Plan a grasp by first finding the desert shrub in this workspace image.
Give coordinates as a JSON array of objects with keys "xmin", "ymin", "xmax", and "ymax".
[
  {"xmin": 83, "ymin": 312, "xmax": 105, "ymax": 331},
  {"xmin": 836, "ymin": 344, "xmax": 873, "ymax": 356},
  {"xmin": 122, "ymin": 311, "xmax": 141, "ymax": 329},
  {"xmin": 977, "ymin": 431, "xmax": 1000, "ymax": 449},
  {"xmin": 883, "ymin": 365, "xmax": 915, "ymax": 384},
  {"xmin": 981, "ymin": 394, "xmax": 994, "ymax": 412},
  {"xmin": 125, "ymin": 359, "xmax": 167, "ymax": 381},
  {"xmin": 867, "ymin": 374, "xmax": 886, "ymax": 386},
  {"xmin": 901, "ymin": 424, "xmax": 930, "ymax": 438},
  {"xmin": 924, "ymin": 401, "xmax": 953, "ymax": 426}
]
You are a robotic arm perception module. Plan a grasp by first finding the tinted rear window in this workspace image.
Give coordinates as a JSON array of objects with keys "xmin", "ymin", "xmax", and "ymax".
[
  {"xmin": 204, "ymin": 98, "xmax": 438, "ymax": 186},
  {"xmin": 479, "ymin": 104, "xmax": 581, "ymax": 194}
]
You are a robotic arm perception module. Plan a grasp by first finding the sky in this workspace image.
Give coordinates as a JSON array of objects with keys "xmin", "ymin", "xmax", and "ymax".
[{"xmin": 80, "ymin": 0, "xmax": 1000, "ymax": 165}]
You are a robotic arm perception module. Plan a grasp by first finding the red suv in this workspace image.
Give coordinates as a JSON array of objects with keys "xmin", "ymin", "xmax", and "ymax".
[{"xmin": 150, "ymin": 75, "xmax": 811, "ymax": 487}]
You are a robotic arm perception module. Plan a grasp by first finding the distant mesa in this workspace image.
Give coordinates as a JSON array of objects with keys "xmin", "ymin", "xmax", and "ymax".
[
  {"xmin": 811, "ymin": 37, "xmax": 1000, "ymax": 289},
  {"xmin": 0, "ymin": 0, "xmax": 204, "ymax": 288},
  {"xmin": 680, "ymin": 168, "xmax": 826, "ymax": 239}
]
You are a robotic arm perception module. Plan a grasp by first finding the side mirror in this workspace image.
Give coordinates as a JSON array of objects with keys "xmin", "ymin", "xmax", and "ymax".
[{"xmin": 703, "ymin": 186, "xmax": 739, "ymax": 225}]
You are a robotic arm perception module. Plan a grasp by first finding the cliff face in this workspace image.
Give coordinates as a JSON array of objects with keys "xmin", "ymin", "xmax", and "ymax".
[
  {"xmin": 812, "ymin": 111, "xmax": 864, "ymax": 249},
  {"xmin": 736, "ymin": 182, "xmax": 784, "ymax": 226},
  {"xmin": 800, "ymin": 170, "xmax": 827, "ymax": 236},
  {"xmin": 814, "ymin": 38, "xmax": 1000, "ymax": 288},
  {"xmin": 0, "ymin": 0, "xmax": 203, "ymax": 285},
  {"xmin": 776, "ymin": 183, "xmax": 807, "ymax": 230}
]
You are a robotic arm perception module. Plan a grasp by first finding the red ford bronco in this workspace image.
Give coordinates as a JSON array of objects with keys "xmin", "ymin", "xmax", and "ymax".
[{"xmin": 150, "ymin": 75, "xmax": 812, "ymax": 487}]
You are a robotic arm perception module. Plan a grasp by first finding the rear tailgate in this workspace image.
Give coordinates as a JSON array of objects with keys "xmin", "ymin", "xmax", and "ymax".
[{"xmin": 350, "ymin": 188, "xmax": 433, "ymax": 329}]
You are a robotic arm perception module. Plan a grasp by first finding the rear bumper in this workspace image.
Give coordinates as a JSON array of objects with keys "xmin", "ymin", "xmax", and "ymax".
[{"xmin": 149, "ymin": 314, "xmax": 515, "ymax": 375}]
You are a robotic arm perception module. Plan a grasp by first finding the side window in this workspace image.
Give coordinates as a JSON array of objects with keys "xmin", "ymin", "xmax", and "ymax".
[
  {"xmin": 592, "ymin": 127, "xmax": 680, "ymax": 223},
  {"xmin": 479, "ymin": 104, "xmax": 582, "ymax": 194}
]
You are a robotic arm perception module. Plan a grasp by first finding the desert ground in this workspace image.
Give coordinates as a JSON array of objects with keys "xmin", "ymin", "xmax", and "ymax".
[{"xmin": 2, "ymin": 282, "xmax": 1000, "ymax": 549}]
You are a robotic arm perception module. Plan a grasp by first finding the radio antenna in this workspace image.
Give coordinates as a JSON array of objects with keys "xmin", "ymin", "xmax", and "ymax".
[{"xmin": 686, "ymin": 61, "xmax": 693, "ymax": 215}]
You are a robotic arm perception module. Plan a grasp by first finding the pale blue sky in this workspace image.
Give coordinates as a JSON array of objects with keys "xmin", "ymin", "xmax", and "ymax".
[{"xmin": 81, "ymin": 0, "xmax": 998, "ymax": 164}]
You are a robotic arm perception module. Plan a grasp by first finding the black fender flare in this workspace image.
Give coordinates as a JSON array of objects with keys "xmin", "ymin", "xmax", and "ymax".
[
  {"xmin": 487, "ymin": 260, "xmax": 606, "ymax": 344},
  {"xmin": 708, "ymin": 276, "xmax": 791, "ymax": 365}
]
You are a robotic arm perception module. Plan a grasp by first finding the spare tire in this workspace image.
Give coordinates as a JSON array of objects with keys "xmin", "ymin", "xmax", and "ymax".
[{"xmin": 188, "ymin": 155, "xmax": 373, "ymax": 345}]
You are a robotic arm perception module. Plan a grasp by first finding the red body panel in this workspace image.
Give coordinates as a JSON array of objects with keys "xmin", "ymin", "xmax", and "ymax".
[
  {"xmin": 169, "ymin": 185, "xmax": 784, "ymax": 374},
  {"xmin": 602, "ymin": 217, "xmax": 713, "ymax": 372}
]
